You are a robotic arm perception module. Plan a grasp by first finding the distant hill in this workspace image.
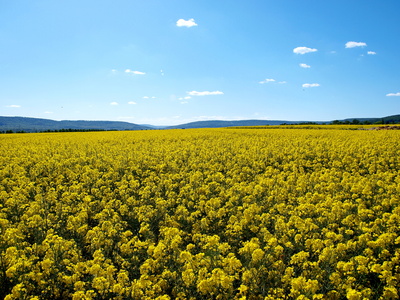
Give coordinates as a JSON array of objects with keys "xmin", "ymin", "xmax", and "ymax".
[
  {"xmin": 1, "ymin": 114, "xmax": 399, "ymax": 132},
  {"xmin": 336, "ymin": 114, "xmax": 400, "ymax": 125},
  {"xmin": 165, "ymin": 119, "xmax": 305, "ymax": 129},
  {"xmin": 138, "ymin": 124, "xmax": 168, "ymax": 129},
  {"xmin": 0, "ymin": 116, "xmax": 151, "ymax": 132},
  {"xmin": 377, "ymin": 115, "xmax": 400, "ymax": 124},
  {"xmin": 167, "ymin": 115, "xmax": 400, "ymax": 129},
  {"xmin": 380, "ymin": 114, "xmax": 400, "ymax": 124}
]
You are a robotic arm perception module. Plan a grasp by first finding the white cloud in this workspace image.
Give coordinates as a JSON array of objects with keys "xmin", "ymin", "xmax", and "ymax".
[
  {"xmin": 180, "ymin": 101, "xmax": 188, "ymax": 104},
  {"xmin": 44, "ymin": 111, "xmax": 53, "ymax": 114},
  {"xmin": 178, "ymin": 96, "xmax": 192, "ymax": 100},
  {"xmin": 259, "ymin": 79, "xmax": 286, "ymax": 84},
  {"xmin": 142, "ymin": 96, "xmax": 149, "ymax": 99},
  {"xmin": 345, "ymin": 41, "xmax": 367, "ymax": 48},
  {"xmin": 176, "ymin": 18, "xmax": 198, "ymax": 27},
  {"xmin": 110, "ymin": 102, "xmax": 119, "ymax": 105},
  {"xmin": 300, "ymin": 63, "xmax": 311, "ymax": 68},
  {"xmin": 386, "ymin": 92, "xmax": 400, "ymax": 97},
  {"xmin": 187, "ymin": 91, "xmax": 224, "ymax": 96},
  {"xmin": 367, "ymin": 51, "xmax": 377, "ymax": 55},
  {"xmin": 302, "ymin": 83, "xmax": 320, "ymax": 88},
  {"xmin": 128, "ymin": 101, "xmax": 137, "ymax": 105},
  {"xmin": 259, "ymin": 79, "xmax": 276, "ymax": 84},
  {"xmin": 125, "ymin": 69, "xmax": 145, "ymax": 75},
  {"xmin": 293, "ymin": 47, "xmax": 318, "ymax": 55},
  {"xmin": 6, "ymin": 104, "xmax": 21, "ymax": 108}
]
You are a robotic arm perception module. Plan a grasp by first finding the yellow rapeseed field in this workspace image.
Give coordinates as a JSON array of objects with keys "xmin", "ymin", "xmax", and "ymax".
[{"xmin": 0, "ymin": 127, "xmax": 399, "ymax": 299}]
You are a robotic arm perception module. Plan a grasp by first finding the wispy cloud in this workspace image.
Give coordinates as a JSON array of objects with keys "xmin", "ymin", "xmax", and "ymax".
[
  {"xmin": 178, "ymin": 96, "xmax": 192, "ymax": 100},
  {"xmin": 293, "ymin": 47, "xmax": 317, "ymax": 55},
  {"xmin": 125, "ymin": 69, "xmax": 145, "ymax": 75},
  {"xmin": 176, "ymin": 18, "xmax": 198, "ymax": 27},
  {"xmin": 6, "ymin": 104, "xmax": 21, "ymax": 108},
  {"xmin": 110, "ymin": 102, "xmax": 119, "ymax": 105},
  {"xmin": 180, "ymin": 101, "xmax": 188, "ymax": 104},
  {"xmin": 300, "ymin": 63, "xmax": 311, "ymax": 68},
  {"xmin": 187, "ymin": 91, "xmax": 224, "ymax": 96},
  {"xmin": 259, "ymin": 79, "xmax": 275, "ymax": 84},
  {"xmin": 386, "ymin": 92, "xmax": 400, "ymax": 97},
  {"xmin": 128, "ymin": 101, "xmax": 137, "ymax": 104},
  {"xmin": 302, "ymin": 83, "xmax": 320, "ymax": 88},
  {"xmin": 44, "ymin": 111, "xmax": 53, "ymax": 114},
  {"xmin": 259, "ymin": 79, "xmax": 286, "ymax": 84},
  {"xmin": 345, "ymin": 41, "xmax": 367, "ymax": 48},
  {"xmin": 367, "ymin": 51, "xmax": 377, "ymax": 55}
]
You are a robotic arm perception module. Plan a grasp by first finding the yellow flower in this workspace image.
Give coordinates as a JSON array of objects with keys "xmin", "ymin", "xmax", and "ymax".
[
  {"xmin": 346, "ymin": 289, "xmax": 362, "ymax": 300},
  {"xmin": 251, "ymin": 249, "xmax": 264, "ymax": 262}
]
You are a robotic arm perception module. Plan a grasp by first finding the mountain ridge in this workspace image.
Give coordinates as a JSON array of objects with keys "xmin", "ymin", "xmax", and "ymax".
[
  {"xmin": 1, "ymin": 115, "xmax": 399, "ymax": 132},
  {"xmin": 0, "ymin": 116, "xmax": 151, "ymax": 132}
]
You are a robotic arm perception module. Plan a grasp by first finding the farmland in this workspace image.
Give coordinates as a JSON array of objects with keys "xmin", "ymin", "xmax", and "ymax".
[{"xmin": 0, "ymin": 127, "xmax": 399, "ymax": 299}]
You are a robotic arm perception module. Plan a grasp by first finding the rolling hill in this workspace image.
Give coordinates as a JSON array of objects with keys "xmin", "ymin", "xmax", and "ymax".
[
  {"xmin": 0, "ymin": 114, "xmax": 399, "ymax": 132},
  {"xmin": 0, "ymin": 116, "xmax": 151, "ymax": 132},
  {"xmin": 167, "ymin": 115, "xmax": 400, "ymax": 129},
  {"xmin": 165, "ymin": 119, "xmax": 302, "ymax": 129}
]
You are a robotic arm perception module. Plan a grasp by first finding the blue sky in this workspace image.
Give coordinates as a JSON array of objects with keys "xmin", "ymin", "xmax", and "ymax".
[{"xmin": 1, "ymin": 0, "xmax": 399, "ymax": 125}]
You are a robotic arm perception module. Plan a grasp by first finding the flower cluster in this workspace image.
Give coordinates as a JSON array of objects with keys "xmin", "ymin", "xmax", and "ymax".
[{"xmin": 0, "ymin": 127, "xmax": 399, "ymax": 299}]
